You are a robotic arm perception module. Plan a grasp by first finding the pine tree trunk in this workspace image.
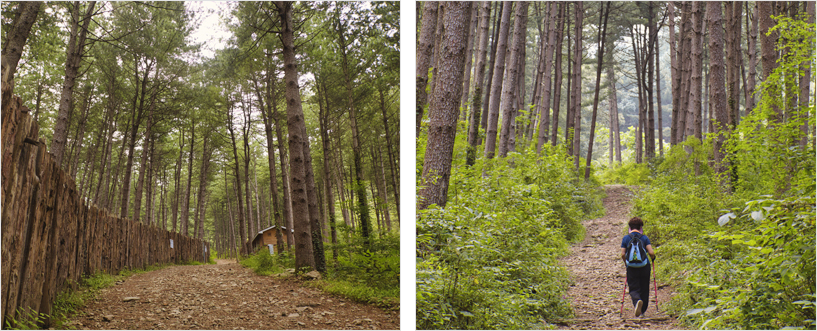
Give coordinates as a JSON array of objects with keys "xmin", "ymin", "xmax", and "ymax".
[
  {"xmin": 480, "ymin": 2, "xmax": 501, "ymax": 133},
  {"xmin": 275, "ymin": 1, "xmax": 315, "ymax": 271},
  {"xmin": 607, "ymin": 61, "xmax": 622, "ymax": 164},
  {"xmin": 645, "ymin": 3, "xmax": 656, "ymax": 160},
  {"xmin": 536, "ymin": 2, "xmax": 558, "ymax": 153},
  {"xmin": 68, "ymin": 86, "xmax": 93, "ymax": 179},
  {"xmin": 171, "ymin": 128, "xmax": 184, "ymax": 233},
  {"xmin": 745, "ymin": 2, "xmax": 759, "ymax": 114},
  {"xmin": 758, "ymin": 1, "xmax": 779, "ymax": 122},
  {"xmin": 377, "ymin": 87, "xmax": 398, "ymax": 225},
  {"xmin": 571, "ymin": 1, "xmax": 583, "ymax": 171},
  {"xmin": 332, "ymin": 144, "xmax": 351, "ymax": 230},
  {"xmin": 465, "ymin": 1, "xmax": 491, "ymax": 166},
  {"xmin": 145, "ymin": 136, "xmax": 155, "ymax": 224},
  {"xmin": 550, "ymin": 3, "xmax": 566, "ymax": 147},
  {"xmin": 416, "ymin": 1, "xmax": 439, "ymax": 138},
  {"xmin": 800, "ymin": 2, "xmax": 815, "ymax": 147},
  {"xmin": 272, "ymin": 98, "xmax": 294, "ymax": 249},
  {"xmin": 318, "ymin": 80, "xmax": 339, "ymax": 263},
  {"xmin": 584, "ymin": 2, "xmax": 610, "ymax": 180},
  {"xmin": 668, "ymin": 3, "xmax": 679, "ymax": 146},
  {"xmin": 93, "ymin": 88, "xmax": 117, "ymax": 206},
  {"xmin": 376, "ymin": 88, "xmax": 400, "ymax": 222},
  {"xmin": 564, "ymin": 6, "xmax": 573, "ymax": 154},
  {"xmin": 120, "ymin": 62, "xmax": 151, "ymax": 219},
  {"xmin": 708, "ymin": 1, "xmax": 729, "ymax": 180},
  {"xmin": 182, "ymin": 124, "xmax": 196, "ymax": 236},
  {"xmin": 483, "ymin": 2, "xmax": 512, "ymax": 160},
  {"xmin": 460, "ymin": 7, "xmax": 478, "ymax": 121},
  {"xmin": 133, "ymin": 99, "xmax": 156, "ymax": 222},
  {"xmin": 227, "ymin": 104, "xmax": 246, "ymax": 250},
  {"xmin": 677, "ymin": 2, "xmax": 692, "ymax": 143},
  {"xmin": 375, "ymin": 146, "xmax": 392, "ymax": 232},
  {"xmin": 242, "ymin": 104, "xmax": 255, "ymax": 242},
  {"xmin": 301, "ymin": 109, "xmax": 325, "ymax": 272},
  {"xmin": 335, "ymin": 16, "xmax": 371, "ymax": 249},
  {"xmin": 51, "ymin": 1, "xmax": 96, "ymax": 166},
  {"xmin": 725, "ymin": 2, "xmax": 743, "ymax": 129},
  {"xmin": 688, "ymin": 2, "xmax": 704, "ymax": 142},
  {"xmin": 258, "ymin": 65, "xmax": 284, "ymax": 254},
  {"xmin": 194, "ymin": 137, "xmax": 211, "ymax": 240},
  {"xmin": 1, "ymin": 1, "xmax": 41, "ymax": 89},
  {"xmin": 419, "ymin": 1, "xmax": 472, "ymax": 210},
  {"xmin": 428, "ymin": 3, "xmax": 445, "ymax": 121},
  {"xmin": 655, "ymin": 29, "xmax": 664, "ymax": 156},
  {"xmin": 498, "ymin": 1, "xmax": 529, "ymax": 158}
]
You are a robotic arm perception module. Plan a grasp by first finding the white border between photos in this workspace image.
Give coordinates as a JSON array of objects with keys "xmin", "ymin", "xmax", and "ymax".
[{"xmin": 399, "ymin": 0, "xmax": 417, "ymax": 329}]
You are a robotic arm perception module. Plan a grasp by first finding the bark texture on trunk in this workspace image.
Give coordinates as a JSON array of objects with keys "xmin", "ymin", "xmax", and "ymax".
[
  {"xmin": 708, "ymin": 1, "xmax": 730, "ymax": 180},
  {"xmin": 419, "ymin": 2, "xmax": 472, "ymax": 210},
  {"xmin": 497, "ymin": 2, "xmax": 529, "ymax": 158},
  {"xmin": 465, "ymin": 1, "xmax": 491, "ymax": 166},
  {"xmin": 1, "ymin": 1, "xmax": 42, "ymax": 89},
  {"xmin": 275, "ymin": 1, "xmax": 315, "ymax": 271},
  {"xmin": 416, "ymin": 1, "xmax": 439, "ymax": 138},
  {"xmin": 483, "ymin": 2, "xmax": 512, "ymax": 160},
  {"xmin": 51, "ymin": 2, "xmax": 97, "ymax": 166}
]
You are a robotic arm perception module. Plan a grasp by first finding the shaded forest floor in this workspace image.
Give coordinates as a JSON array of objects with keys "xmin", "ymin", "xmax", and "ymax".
[
  {"xmin": 66, "ymin": 260, "xmax": 399, "ymax": 330},
  {"xmin": 557, "ymin": 185, "xmax": 683, "ymax": 330}
]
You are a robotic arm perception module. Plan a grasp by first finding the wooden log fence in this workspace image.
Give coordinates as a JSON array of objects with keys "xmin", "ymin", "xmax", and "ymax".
[{"xmin": 1, "ymin": 91, "xmax": 209, "ymax": 328}]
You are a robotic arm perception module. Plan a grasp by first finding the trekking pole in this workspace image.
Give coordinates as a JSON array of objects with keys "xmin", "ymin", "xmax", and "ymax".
[
  {"xmin": 652, "ymin": 259, "xmax": 659, "ymax": 312},
  {"xmin": 619, "ymin": 275, "xmax": 628, "ymax": 318}
]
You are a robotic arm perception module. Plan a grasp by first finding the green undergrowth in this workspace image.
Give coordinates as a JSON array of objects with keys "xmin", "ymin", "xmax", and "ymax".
[
  {"xmin": 598, "ymin": 160, "xmax": 652, "ymax": 185},
  {"xmin": 629, "ymin": 15, "xmax": 816, "ymax": 329},
  {"xmin": 240, "ymin": 249, "xmax": 292, "ymax": 276},
  {"xmin": 304, "ymin": 279, "xmax": 399, "ymax": 309},
  {"xmin": 416, "ymin": 146, "xmax": 604, "ymax": 330},
  {"xmin": 631, "ymin": 141, "xmax": 815, "ymax": 329},
  {"xmin": 240, "ymin": 233, "xmax": 399, "ymax": 310}
]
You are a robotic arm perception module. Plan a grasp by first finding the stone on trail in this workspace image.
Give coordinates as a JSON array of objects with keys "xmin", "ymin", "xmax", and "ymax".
[
  {"xmin": 123, "ymin": 297, "xmax": 140, "ymax": 302},
  {"xmin": 288, "ymin": 313, "xmax": 300, "ymax": 318},
  {"xmin": 103, "ymin": 315, "xmax": 115, "ymax": 322}
]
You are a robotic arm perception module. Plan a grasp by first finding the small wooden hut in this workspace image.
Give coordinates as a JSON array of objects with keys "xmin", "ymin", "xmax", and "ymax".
[{"xmin": 250, "ymin": 225, "xmax": 291, "ymax": 253}]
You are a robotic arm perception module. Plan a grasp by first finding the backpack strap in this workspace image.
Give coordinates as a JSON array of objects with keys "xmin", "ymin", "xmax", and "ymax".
[{"xmin": 626, "ymin": 232, "xmax": 640, "ymax": 245}]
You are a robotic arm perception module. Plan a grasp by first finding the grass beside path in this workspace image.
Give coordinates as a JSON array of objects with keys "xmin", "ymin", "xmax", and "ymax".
[{"xmin": 239, "ymin": 249, "xmax": 400, "ymax": 310}]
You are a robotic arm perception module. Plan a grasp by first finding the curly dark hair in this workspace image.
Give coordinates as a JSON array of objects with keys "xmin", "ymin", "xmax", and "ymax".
[{"xmin": 628, "ymin": 217, "xmax": 644, "ymax": 230}]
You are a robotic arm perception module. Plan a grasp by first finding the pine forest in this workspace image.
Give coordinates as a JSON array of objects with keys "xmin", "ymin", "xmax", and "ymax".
[
  {"xmin": 416, "ymin": 1, "xmax": 815, "ymax": 330},
  {"xmin": 1, "ymin": 1, "xmax": 400, "ymax": 329}
]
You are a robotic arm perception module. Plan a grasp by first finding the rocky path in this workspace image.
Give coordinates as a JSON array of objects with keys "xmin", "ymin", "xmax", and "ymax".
[
  {"xmin": 67, "ymin": 260, "xmax": 399, "ymax": 330},
  {"xmin": 557, "ymin": 185, "xmax": 682, "ymax": 330}
]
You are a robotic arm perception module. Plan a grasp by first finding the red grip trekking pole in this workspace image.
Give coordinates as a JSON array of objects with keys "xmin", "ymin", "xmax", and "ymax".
[
  {"xmin": 619, "ymin": 275, "xmax": 628, "ymax": 318},
  {"xmin": 652, "ymin": 259, "xmax": 659, "ymax": 312}
]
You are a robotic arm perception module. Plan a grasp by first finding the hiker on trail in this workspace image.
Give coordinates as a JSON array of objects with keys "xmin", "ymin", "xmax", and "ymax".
[{"xmin": 621, "ymin": 217, "xmax": 656, "ymax": 318}]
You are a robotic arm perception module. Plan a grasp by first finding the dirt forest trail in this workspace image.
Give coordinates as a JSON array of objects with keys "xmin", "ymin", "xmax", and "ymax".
[
  {"xmin": 558, "ymin": 185, "xmax": 683, "ymax": 330},
  {"xmin": 66, "ymin": 260, "xmax": 399, "ymax": 330}
]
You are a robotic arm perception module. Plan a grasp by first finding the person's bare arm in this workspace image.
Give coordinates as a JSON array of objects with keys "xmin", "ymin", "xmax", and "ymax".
[
  {"xmin": 621, "ymin": 247, "xmax": 627, "ymax": 261},
  {"xmin": 646, "ymin": 244, "xmax": 656, "ymax": 260}
]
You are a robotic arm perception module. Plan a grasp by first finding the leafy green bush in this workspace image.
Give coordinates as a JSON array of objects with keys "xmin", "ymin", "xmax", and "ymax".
[
  {"xmin": 240, "ymin": 250, "xmax": 290, "ymax": 276},
  {"xmin": 328, "ymin": 232, "xmax": 400, "ymax": 292},
  {"xmin": 598, "ymin": 161, "xmax": 651, "ymax": 185},
  {"xmin": 305, "ymin": 278, "xmax": 399, "ymax": 309},
  {"xmin": 417, "ymin": 147, "xmax": 603, "ymax": 329},
  {"xmin": 239, "ymin": 233, "xmax": 400, "ymax": 308},
  {"xmin": 631, "ymin": 141, "xmax": 815, "ymax": 329}
]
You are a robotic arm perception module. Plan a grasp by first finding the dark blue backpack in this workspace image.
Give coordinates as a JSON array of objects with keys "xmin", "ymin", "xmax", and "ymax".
[{"xmin": 625, "ymin": 232, "xmax": 649, "ymax": 268}]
